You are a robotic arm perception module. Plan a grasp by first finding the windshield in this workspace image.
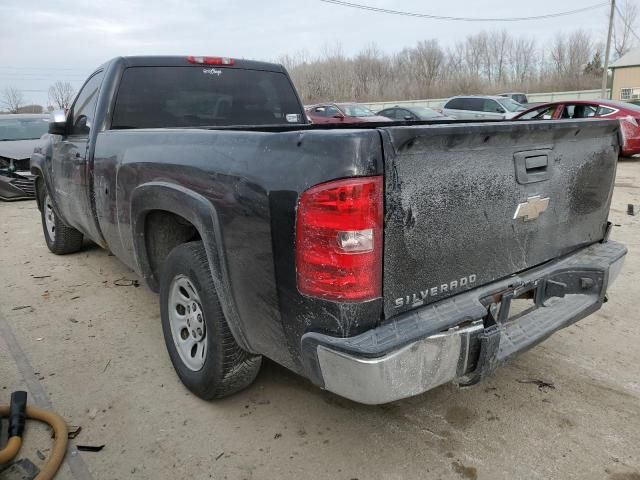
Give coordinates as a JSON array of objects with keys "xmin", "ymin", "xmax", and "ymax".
[
  {"xmin": 497, "ymin": 98, "xmax": 524, "ymax": 112},
  {"xmin": 412, "ymin": 106, "xmax": 443, "ymax": 118},
  {"xmin": 0, "ymin": 117, "xmax": 49, "ymax": 141},
  {"xmin": 341, "ymin": 104, "xmax": 376, "ymax": 117},
  {"xmin": 513, "ymin": 94, "xmax": 528, "ymax": 104}
]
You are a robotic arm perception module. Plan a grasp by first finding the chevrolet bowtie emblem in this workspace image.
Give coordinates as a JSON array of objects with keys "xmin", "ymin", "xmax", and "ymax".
[{"xmin": 513, "ymin": 195, "xmax": 550, "ymax": 221}]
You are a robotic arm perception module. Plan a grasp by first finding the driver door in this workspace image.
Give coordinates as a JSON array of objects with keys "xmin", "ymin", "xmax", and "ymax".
[{"xmin": 51, "ymin": 71, "xmax": 103, "ymax": 233}]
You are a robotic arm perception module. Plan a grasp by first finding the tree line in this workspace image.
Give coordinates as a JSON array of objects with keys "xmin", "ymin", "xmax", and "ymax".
[
  {"xmin": 281, "ymin": 10, "xmax": 639, "ymax": 106},
  {"xmin": 0, "ymin": 81, "xmax": 75, "ymax": 114}
]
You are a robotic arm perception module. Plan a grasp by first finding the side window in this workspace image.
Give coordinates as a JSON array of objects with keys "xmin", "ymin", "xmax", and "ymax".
[
  {"xmin": 313, "ymin": 106, "xmax": 327, "ymax": 117},
  {"xmin": 596, "ymin": 106, "xmax": 617, "ymax": 116},
  {"xmin": 560, "ymin": 105, "xmax": 574, "ymax": 119},
  {"xmin": 483, "ymin": 99, "xmax": 502, "ymax": 113},
  {"xmin": 562, "ymin": 104, "xmax": 597, "ymax": 119},
  {"xmin": 398, "ymin": 109, "xmax": 413, "ymax": 120},
  {"xmin": 325, "ymin": 105, "xmax": 340, "ymax": 117},
  {"xmin": 462, "ymin": 98, "xmax": 484, "ymax": 111},
  {"xmin": 70, "ymin": 71, "xmax": 103, "ymax": 136},
  {"xmin": 380, "ymin": 109, "xmax": 395, "ymax": 118},
  {"xmin": 519, "ymin": 106, "xmax": 555, "ymax": 120},
  {"xmin": 445, "ymin": 98, "xmax": 463, "ymax": 110}
]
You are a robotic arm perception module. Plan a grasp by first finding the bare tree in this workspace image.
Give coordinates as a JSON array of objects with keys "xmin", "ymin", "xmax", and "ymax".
[
  {"xmin": 510, "ymin": 37, "xmax": 537, "ymax": 85},
  {"xmin": 1, "ymin": 87, "xmax": 25, "ymax": 113},
  {"xmin": 282, "ymin": 29, "xmax": 602, "ymax": 105},
  {"xmin": 487, "ymin": 30, "xmax": 511, "ymax": 85},
  {"xmin": 613, "ymin": 0, "xmax": 638, "ymax": 58},
  {"xmin": 409, "ymin": 40, "xmax": 444, "ymax": 97},
  {"xmin": 48, "ymin": 81, "xmax": 76, "ymax": 110}
]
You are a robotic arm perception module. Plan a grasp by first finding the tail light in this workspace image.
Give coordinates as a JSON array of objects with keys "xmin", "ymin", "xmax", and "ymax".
[
  {"xmin": 296, "ymin": 176, "xmax": 383, "ymax": 302},
  {"xmin": 187, "ymin": 56, "xmax": 234, "ymax": 65}
]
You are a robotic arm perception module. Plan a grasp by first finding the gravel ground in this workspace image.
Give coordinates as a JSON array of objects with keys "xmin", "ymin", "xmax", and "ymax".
[{"xmin": 0, "ymin": 159, "xmax": 639, "ymax": 480}]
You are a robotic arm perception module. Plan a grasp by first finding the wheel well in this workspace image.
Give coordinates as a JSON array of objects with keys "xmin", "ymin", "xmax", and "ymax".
[{"xmin": 144, "ymin": 210, "xmax": 202, "ymax": 282}]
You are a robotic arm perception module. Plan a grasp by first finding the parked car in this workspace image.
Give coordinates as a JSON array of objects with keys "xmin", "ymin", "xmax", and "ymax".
[
  {"xmin": 514, "ymin": 99, "xmax": 640, "ymax": 157},
  {"xmin": 441, "ymin": 95, "xmax": 526, "ymax": 120},
  {"xmin": 31, "ymin": 55, "xmax": 626, "ymax": 405},
  {"xmin": 0, "ymin": 113, "xmax": 49, "ymax": 200},
  {"xmin": 499, "ymin": 92, "xmax": 529, "ymax": 105},
  {"xmin": 376, "ymin": 105, "xmax": 453, "ymax": 121},
  {"xmin": 306, "ymin": 103, "xmax": 390, "ymax": 123}
]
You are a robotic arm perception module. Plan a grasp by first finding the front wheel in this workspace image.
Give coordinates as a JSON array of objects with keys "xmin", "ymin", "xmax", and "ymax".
[
  {"xmin": 160, "ymin": 241, "xmax": 261, "ymax": 399},
  {"xmin": 39, "ymin": 187, "xmax": 84, "ymax": 255}
]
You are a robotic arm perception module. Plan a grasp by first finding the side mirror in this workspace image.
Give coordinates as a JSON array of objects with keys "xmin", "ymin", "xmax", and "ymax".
[
  {"xmin": 496, "ymin": 107, "xmax": 506, "ymax": 114},
  {"xmin": 404, "ymin": 115, "xmax": 413, "ymax": 121},
  {"xmin": 332, "ymin": 113, "xmax": 345, "ymax": 119},
  {"xmin": 48, "ymin": 110, "xmax": 67, "ymax": 135}
]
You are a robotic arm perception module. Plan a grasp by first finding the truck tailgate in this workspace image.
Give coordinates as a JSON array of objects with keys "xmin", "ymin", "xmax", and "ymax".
[{"xmin": 381, "ymin": 119, "xmax": 619, "ymax": 317}]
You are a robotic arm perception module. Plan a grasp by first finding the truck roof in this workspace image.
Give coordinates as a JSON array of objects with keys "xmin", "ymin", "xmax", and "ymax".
[{"xmin": 114, "ymin": 55, "xmax": 286, "ymax": 73}]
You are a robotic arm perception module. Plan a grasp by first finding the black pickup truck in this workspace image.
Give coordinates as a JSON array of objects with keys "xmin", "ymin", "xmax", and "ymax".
[{"xmin": 31, "ymin": 56, "xmax": 626, "ymax": 404}]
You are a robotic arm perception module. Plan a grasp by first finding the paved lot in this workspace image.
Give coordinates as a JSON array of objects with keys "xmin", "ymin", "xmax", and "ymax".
[{"xmin": 1, "ymin": 160, "xmax": 639, "ymax": 480}]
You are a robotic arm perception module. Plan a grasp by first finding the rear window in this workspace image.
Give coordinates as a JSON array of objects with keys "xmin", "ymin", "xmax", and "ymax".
[{"xmin": 111, "ymin": 66, "xmax": 304, "ymax": 129}]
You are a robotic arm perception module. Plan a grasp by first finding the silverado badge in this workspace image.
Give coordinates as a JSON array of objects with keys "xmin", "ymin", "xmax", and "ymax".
[{"xmin": 513, "ymin": 195, "xmax": 550, "ymax": 221}]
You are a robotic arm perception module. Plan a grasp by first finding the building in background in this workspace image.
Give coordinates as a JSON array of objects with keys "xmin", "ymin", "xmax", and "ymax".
[{"xmin": 610, "ymin": 49, "xmax": 640, "ymax": 101}]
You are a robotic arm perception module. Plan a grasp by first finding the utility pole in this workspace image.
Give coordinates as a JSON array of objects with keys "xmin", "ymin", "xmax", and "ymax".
[{"xmin": 602, "ymin": 0, "xmax": 616, "ymax": 98}]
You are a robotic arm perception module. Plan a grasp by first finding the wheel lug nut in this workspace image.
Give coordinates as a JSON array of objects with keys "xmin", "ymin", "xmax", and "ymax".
[
  {"xmin": 192, "ymin": 303, "xmax": 197, "ymax": 311},
  {"xmin": 197, "ymin": 328, "xmax": 202, "ymax": 336},
  {"xmin": 197, "ymin": 314, "xmax": 202, "ymax": 323}
]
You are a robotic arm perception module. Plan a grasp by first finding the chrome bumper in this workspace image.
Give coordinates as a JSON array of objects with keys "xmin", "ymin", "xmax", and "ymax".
[
  {"xmin": 317, "ymin": 321, "xmax": 484, "ymax": 404},
  {"xmin": 303, "ymin": 241, "xmax": 626, "ymax": 405}
]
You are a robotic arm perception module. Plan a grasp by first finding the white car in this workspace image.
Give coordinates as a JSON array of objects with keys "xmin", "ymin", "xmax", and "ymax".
[{"xmin": 441, "ymin": 95, "xmax": 525, "ymax": 120}]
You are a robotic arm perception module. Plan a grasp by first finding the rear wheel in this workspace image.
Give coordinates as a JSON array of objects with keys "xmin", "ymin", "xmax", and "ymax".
[
  {"xmin": 39, "ymin": 187, "xmax": 84, "ymax": 255},
  {"xmin": 160, "ymin": 241, "xmax": 261, "ymax": 399}
]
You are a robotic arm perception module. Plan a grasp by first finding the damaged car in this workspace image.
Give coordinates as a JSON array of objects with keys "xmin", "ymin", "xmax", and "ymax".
[{"xmin": 0, "ymin": 114, "xmax": 49, "ymax": 201}]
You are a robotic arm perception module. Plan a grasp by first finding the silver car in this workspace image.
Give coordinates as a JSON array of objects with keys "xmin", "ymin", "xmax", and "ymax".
[{"xmin": 441, "ymin": 95, "xmax": 525, "ymax": 120}]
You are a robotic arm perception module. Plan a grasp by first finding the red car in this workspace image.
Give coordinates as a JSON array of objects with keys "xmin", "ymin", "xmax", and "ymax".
[
  {"xmin": 514, "ymin": 99, "xmax": 640, "ymax": 157},
  {"xmin": 306, "ymin": 103, "xmax": 390, "ymax": 124}
]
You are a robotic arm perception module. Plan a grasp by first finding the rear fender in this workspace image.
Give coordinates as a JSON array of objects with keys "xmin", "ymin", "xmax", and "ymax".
[{"xmin": 130, "ymin": 181, "xmax": 252, "ymax": 352}]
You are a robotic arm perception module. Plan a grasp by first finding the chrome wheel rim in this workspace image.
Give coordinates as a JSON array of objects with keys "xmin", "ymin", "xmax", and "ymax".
[
  {"xmin": 168, "ymin": 275, "xmax": 207, "ymax": 371},
  {"xmin": 44, "ymin": 195, "xmax": 56, "ymax": 241}
]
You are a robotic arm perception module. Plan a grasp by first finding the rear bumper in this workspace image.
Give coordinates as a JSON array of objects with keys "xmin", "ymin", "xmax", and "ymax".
[
  {"xmin": 0, "ymin": 172, "xmax": 36, "ymax": 201},
  {"xmin": 301, "ymin": 240, "xmax": 627, "ymax": 404}
]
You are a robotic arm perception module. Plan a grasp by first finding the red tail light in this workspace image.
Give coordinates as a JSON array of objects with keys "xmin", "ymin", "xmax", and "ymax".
[
  {"xmin": 187, "ymin": 56, "xmax": 234, "ymax": 65},
  {"xmin": 296, "ymin": 176, "xmax": 383, "ymax": 302}
]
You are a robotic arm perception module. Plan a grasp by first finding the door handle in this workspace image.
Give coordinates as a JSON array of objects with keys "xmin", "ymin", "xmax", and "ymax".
[{"xmin": 514, "ymin": 149, "xmax": 552, "ymax": 184}]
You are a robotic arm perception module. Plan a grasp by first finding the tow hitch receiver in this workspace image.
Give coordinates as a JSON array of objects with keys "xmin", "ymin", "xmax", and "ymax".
[{"xmin": 460, "ymin": 269, "xmax": 605, "ymax": 386}]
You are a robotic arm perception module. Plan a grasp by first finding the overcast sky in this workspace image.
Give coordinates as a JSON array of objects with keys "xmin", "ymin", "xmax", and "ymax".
[{"xmin": 0, "ymin": 0, "xmax": 609, "ymax": 106}]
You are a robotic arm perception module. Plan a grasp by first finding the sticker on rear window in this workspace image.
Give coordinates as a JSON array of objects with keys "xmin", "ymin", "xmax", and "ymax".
[
  {"xmin": 202, "ymin": 68, "xmax": 222, "ymax": 76},
  {"xmin": 286, "ymin": 114, "xmax": 301, "ymax": 123}
]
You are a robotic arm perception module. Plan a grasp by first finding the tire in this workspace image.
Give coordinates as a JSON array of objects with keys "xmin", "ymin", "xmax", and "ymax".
[
  {"xmin": 160, "ymin": 241, "xmax": 261, "ymax": 399},
  {"xmin": 39, "ymin": 185, "xmax": 84, "ymax": 255}
]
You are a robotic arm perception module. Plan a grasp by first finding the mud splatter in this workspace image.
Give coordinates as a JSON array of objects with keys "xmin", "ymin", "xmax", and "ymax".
[
  {"xmin": 452, "ymin": 461, "xmax": 478, "ymax": 480},
  {"xmin": 445, "ymin": 406, "xmax": 475, "ymax": 429}
]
